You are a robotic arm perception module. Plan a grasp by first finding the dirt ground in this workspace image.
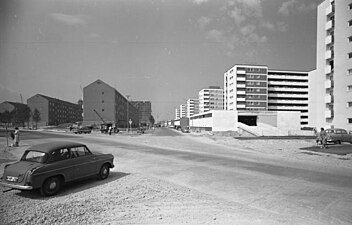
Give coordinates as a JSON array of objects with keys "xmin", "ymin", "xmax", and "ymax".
[{"xmin": 0, "ymin": 132, "xmax": 351, "ymax": 225}]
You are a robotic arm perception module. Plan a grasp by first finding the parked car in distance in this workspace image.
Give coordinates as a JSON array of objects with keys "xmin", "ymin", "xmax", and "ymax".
[
  {"xmin": 74, "ymin": 126, "xmax": 92, "ymax": 134},
  {"xmin": 325, "ymin": 128, "xmax": 352, "ymax": 144},
  {"xmin": 0, "ymin": 142, "xmax": 114, "ymax": 196}
]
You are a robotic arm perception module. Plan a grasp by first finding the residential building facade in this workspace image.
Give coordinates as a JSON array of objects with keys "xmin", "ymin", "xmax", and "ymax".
[
  {"xmin": 198, "ymin": 86, "xmax": 224, "ymax": 113},
  {"xmin": 175, "ymin": 108, "xmax": 180, "ymax": 120},
  {"xmin": 268, "ymin": 70, "xmax": 309, "ymax": 126},
  {"xmin": 224, "ymin": 64, "xmax": 309, "ymax": 126},
  {"xmin": 309, "ymin": 0, "xmax": 352, "ymax": 130},
  {"xmin": 83, "ymin": 79, "xmax": 139, "ymax": 128},
  {"xmin": 27, "ymin": 94, "xmax": 83, "ymax": 126},
  {"xmin": 180, "ymin": 104, "xmax": 187, "ymax": 118},
  {"xmin": 131, "ymin": 101, "xmax": 152, "ymax": 126},
  {"xmin": 186, "ymin": 99, "xmax": 199, "ymax": 118},
  {"xmin": 224, "ymin": 65, "xmax": 268, "ymax": 111}
]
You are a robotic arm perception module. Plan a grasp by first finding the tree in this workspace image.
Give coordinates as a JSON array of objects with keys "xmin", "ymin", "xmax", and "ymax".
[
  {"xmin": 32, "ymin": 108, "xmax": 41, "ymax": 129},
  {"xmin": 149, "ymin": 115, "xmax": 155, "ymax": 126}
]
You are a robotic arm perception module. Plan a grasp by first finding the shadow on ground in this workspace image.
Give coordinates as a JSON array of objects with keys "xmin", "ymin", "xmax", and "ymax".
[
  {"xmin": 300, "ymin": 143, "xmax": 352, "ymax": 156},
  {"xmin": 14, "ymin": 171, "xmax": 130, "ymax": 199}
]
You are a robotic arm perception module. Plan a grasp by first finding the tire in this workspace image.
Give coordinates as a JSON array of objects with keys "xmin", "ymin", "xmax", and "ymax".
[
  {"xmin": 98, "ymin": 164, "xmax": 110, "ymax": 180},
  {"xmin": 40, "ymin": 176, "xmax": 63, "ymax": 196}
]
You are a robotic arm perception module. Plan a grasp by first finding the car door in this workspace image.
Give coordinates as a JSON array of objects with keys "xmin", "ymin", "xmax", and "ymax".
[
  {"xmin": 70, "ymin": 146, "xmax": 98, "ymax": 179},
  {"xmin": 47, "ymin": 148, "xmax": 76, "ymax": 181},
  {"xmin": 340, "ymin": 129, "xmax": 349, "ymax": 142}
]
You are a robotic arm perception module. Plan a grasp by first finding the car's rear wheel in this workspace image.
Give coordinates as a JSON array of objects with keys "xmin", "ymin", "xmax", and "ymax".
[
  {"xmin": 40, "ymin": 176, "xmax": 63, "ymax": 196},
  {"xmin": 98, "ymin": 164, "xmax": 110, "ymax": 180}
]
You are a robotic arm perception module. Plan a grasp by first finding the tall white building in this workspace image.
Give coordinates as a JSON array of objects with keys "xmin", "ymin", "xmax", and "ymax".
[
  {"xmin": 180, "ymin": 104, "xmax": 187, "ymax": 118},
  {"xmin": 224, "ymin": 64, "xmax": 309, "ymax": 126},
  {"xmin": 309, "ymin": 0, "xmax": 352, "ymax": 130},
  {"xmin": 224, "ymin": 65, "xmax": 268, "ymax": 111},
  {"xmin": 175, "ymin": 108, "xmax": 180, "ymax": 120},
  {"xmin": 198, "ymin": 86, "xmax": 224, "ymax": 113},
  {"xmin": 186, "ymin": 99, "xmax": 199, "ymax": 118}
]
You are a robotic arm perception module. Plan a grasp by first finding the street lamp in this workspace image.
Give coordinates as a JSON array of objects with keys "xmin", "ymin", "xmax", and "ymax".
[{"xmin": 126, "ymin": 95, "xmax": 130, "ymax": 132}]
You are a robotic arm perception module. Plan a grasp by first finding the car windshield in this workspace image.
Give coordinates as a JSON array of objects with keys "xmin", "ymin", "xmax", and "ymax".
[{"xmin": 21, "ymin": 150, "xmax": 48, "ymax": 163}]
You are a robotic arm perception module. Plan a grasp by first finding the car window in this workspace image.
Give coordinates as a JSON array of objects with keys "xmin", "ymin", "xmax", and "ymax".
[
  {"xmin": 341, "ymin": 130, "xmax": 347, "ymax": 134},
  {"xmin": 22, "ymin": 151, "xmax": 48, "ymax": 163},
  {"xmin": 49, "ymin": 148, "xmax": 70, "ymax": 162},
  {"xmin": 70, "ymin": 146, "xmax": 91, "ymax": 158}
]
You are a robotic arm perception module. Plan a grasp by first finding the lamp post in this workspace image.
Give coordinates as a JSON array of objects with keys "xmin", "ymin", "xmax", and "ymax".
[{"xmin": 126, "ymin": 95, "xmax": 130, "ymax": 132}]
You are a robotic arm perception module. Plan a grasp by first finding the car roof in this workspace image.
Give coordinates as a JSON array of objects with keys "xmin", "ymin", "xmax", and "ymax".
[{"xmin": 27, "ymin": 141, "xmax": 86, "ymax": 153}]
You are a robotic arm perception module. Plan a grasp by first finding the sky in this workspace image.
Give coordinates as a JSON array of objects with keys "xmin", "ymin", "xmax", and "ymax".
[{"xmin": 0, "ymin": 0, "xmax": 323, "ymax": 121}]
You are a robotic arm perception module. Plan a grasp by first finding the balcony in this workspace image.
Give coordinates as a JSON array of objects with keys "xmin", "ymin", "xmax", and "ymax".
[
  {"xmin": 237, "ymin": 77, "xmax": 246, "ymax": 81},
  {"xmin": 237, "ymin": 104, "xmax": 246, "ymax": 109},
  {"xmin": 237, "ymin": 70, "xmax": 246, "ymax": 75},
  {"xmin": 325, "ymin": 94, "xmax": 332, "ymax": 103},
  {"xmin": 325, "ymin": 50, "xmax": 332, "ymax": 60},
  {"xmin": 325, "ymin": 110, "xmax": 332, "ymax": 118},
  {"xmin": 325, "ymin": 65, "xmax": 332, "ymax": 74},
  {"xmin": 325, "ymin": 20, "xmax": 333, "ymax": 31},
  {"xmin": 237, "ymin": 83, "xmax": 246, "ymax": 88},
  {"xmin": 325, "ymin": 79, "xmax": 332, "ymax": 89},
  {"xmin": 237, "ymin": 98, "xmax": 246, "ymax": 102},
  {"xmin": 325, "ymin": 35, "xmax": 333, "ymax": 45},
  {"xmin": 325, "ymin": 5, "xmax": 333, "ymax": 16},
  {"xmin": 237, "ymin": 90, "xmax": 246, "ymax": 95}
]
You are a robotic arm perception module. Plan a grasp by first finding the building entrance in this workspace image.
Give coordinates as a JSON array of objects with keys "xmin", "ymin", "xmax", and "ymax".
[{"xmin": 238, "ymin": 116, "xmax": 257, "ymax": 126}]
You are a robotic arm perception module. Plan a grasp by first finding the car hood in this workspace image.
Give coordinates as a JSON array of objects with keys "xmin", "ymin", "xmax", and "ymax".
[{"xmin": 3, "ymin": 161, "xmax": 43, "ymax": 181}]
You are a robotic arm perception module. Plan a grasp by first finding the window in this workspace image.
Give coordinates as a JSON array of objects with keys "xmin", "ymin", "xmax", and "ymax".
[
  {"xmin": 71, "ymin": 146, "xmax": 91, "ymax": 157},
  {"xmin": 349, "ymin": 19, "xmax": 352, "ymax": 27},
  {"xmin": 349, "ymin": 36, "xmax": 352, "ymax": 43},
  {"xmin": 348, "ymin": 85, "xmax": 352, "ymax": 91},
  {"xmin": 348, "ymin": 69, "xmax": 352, "ymax": 76},
  {"xmin": 349, "ymin": 52, "xmax": 352, "ymax": 59},
  {"xmin": 348, "ymin": 118, "xmax": 352, "ymax": 124},
  {"xmin": 348, "ymin": 102, "xmax": 352, "ymax": 107},
  {"xmin": 49, "ymin": 148, "xmax": 70, "ymax": 162},
  {"xmin": 349, "ymin": 3, "xmax": 352, "ymax": 10}
]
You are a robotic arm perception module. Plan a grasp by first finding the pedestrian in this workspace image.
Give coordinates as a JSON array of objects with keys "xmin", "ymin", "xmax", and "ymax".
[
  {"xmin": 108, "ymin": 126, "xmax": 112, "ymax": 135},
  {"xmin": 13, "ymin": 127, "xmax": 20, "ymax": 147},
  {"xmin": 318, "ymin": 128, "xmax": 328, "ymax": 149}
]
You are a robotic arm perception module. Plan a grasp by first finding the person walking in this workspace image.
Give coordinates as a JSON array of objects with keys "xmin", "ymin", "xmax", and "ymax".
[
  {"xmin": 13, "ymin": 127, "xmax": 20, "ymax": 147},
  {"xmin": 318, "ymin": 128, "xmax": 327, "ymax": 149}
]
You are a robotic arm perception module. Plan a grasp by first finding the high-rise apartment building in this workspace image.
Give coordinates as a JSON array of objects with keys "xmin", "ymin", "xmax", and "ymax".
[
  {"xmin": 180, "ymin": 104, "xmax": 187, "ymax": 118},
  {"xmin": 175, "ymin": 108, "xmax": 180, "ymax": 120},
  {"xmin": 224, "ymin": 65, "xmax": 268, "ymax": 111},
  {"xmin": 198, "ymin": 86, "xmax": 224, "ymax": 113},
  {"xmin": 224, "ymin": 64, "xmax": 309, "ymax": 126},
  {"xmin": 268, "ymin": 70, "xmax": 309, "ymax": 126},
  {"xmin": 186, "ymin": 99, "xmax": 199, "ymax": 118},
  {"xmin": 309, "ymin": 0, "xmax": 352, "ymax": 130}
]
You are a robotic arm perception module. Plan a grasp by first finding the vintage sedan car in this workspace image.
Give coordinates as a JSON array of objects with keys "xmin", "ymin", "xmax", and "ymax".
[
  {"xmin": 0, "ymin": 142, "xmax": 114, "ymax": 196},
  {"xmin": 73, "ymin": 126, "xmax": 92, "ymax": 134},
  {"xmin": 325, "ymin": 128, "xmax": 352, "ymax": 144}
]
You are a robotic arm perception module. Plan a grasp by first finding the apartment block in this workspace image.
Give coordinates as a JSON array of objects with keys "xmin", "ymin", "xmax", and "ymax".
[
  {"xmin": 268, "ymin": 70, "xmax": 309, "ymax": 126},
  {"xmin": 131, "ymin": 101, "xmax": 152, "ymax": 126},
  {"xmin": 224, "ymin": 65, "xmax": 268, "ymax": 111},
  {"xmin": 83, "ymin": 79, "xmax": 139, "ymax": 128},
  {"xmin": 175, "ymin": 108, "xmax": 180, "ymax": 120},
  {"xmin": 27, "ymin": 94, "xmax": 83, "ymax": 126},
  {"xmin": 309, "ymin": 0, "xmax": 352, "ymax": 130},
  {"xmin": 186, "ymin": 99, "xmax": 199, "ymax": 118},
  {"xmin": 224, "ymin": 64, "xmax": 309, "ymax": 126},
  {"xmin": 199, "ymin": 86, "xmax": 224, "ymax": 113},
  {"xmin": 180, "ymin": 104, "xmax": 187, "ymax": 118}
]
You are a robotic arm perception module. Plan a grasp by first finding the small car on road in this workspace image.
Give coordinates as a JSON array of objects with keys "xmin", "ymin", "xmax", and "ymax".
[
  {"xmin": 325, "ymin": 128, "xmax": 352, "ymax": 144},
  {"xmin": 0, "ymin": 141, "xmax": 114, "ymax": 196}
]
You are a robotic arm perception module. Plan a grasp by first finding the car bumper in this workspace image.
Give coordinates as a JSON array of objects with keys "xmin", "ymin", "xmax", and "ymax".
[{"xmin": 0, "ymin": 180, "xmax": 33, "ymax": 190}]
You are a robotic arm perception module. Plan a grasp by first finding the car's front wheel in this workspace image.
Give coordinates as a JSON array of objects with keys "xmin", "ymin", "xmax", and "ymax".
[
  {"xmin": 40, "ymin": 176, "xmax": 63, "ymax": 196},
  {"xmin": 98, "ymin": 164, "xmax": 110, "ymax": 180}
]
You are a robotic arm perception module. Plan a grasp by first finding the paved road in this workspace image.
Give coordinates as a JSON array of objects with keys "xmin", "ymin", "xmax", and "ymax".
[{"xmin": 5, "ymin": 128, "xmax": 352, "ymax": 224}]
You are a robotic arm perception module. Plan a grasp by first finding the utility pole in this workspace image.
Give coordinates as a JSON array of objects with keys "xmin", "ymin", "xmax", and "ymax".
[{"xmin": 126, "ymin": 95, "xmax": 130, "ymax": 132}]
